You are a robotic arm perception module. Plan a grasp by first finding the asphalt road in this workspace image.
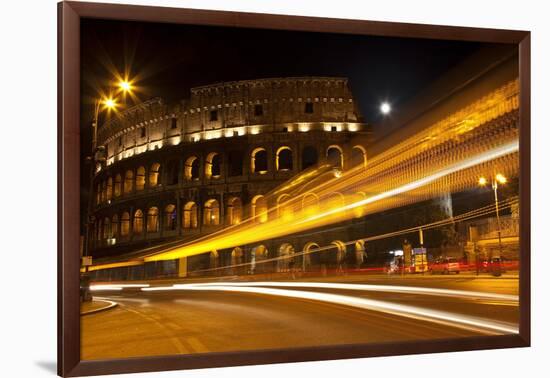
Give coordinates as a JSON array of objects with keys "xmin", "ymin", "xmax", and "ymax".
[{"xmin": 81, "ymin": 276, "xmax": 519, "ymax": 360}]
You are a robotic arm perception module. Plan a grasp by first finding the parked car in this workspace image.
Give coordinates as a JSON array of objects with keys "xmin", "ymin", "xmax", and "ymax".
[{"xmin": 430, "ymin": 257, "xmax": 460, "ymax": 274}]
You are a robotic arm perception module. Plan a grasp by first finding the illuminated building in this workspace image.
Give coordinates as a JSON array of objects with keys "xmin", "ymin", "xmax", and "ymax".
[{"xmin": 89, "ymin": 77, "xmax": 372, "ymax": 277}]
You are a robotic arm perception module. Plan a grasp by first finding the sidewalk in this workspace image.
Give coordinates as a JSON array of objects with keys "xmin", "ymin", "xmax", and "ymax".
[{"xmin": 80, "ymin": 299, "xmax": 118, "ymax": 316}]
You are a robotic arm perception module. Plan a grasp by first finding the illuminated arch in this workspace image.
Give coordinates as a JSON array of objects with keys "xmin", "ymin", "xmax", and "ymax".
[
  {"xmin": 303, "ymin": 241, "xmax": 320, "ymax": 270},
  {"xmin": 277, "ymin": 243, "xmax": 295, "ymax": 272},
  {"xmin": 323, "ymin": 192, "xmax": 345, "ymax": 211},
  {"xmin": 164, "ymin": 204, "xmax": 177, "ymax": 231},
  {"xmin": 101, "ymin": 180, "xmax": 107, "ymax": 203},
  {"xmin": 277, "ymin": 193, "xmax": 293, "ymax": 220},
  {"xmin": 103, "ymin": 217, "xmax": 111, "ymax": 240},
  {"xmin": 184, "ymin": 156, "xmax": 199, "ymax": 181},
  {"xmin": 302, "ymin": 192, "xmax": 320, "ymax": 215},
  {"xmin": 106, "ymin": 177, "xmax": 113, "ymax": 200},
  {"xmin": 227, "ymin": 197, "xmax": 243, "ymax": 225},
  {"xmin": 147, "ymin": 207, "xmax": 159, "ymax": 233},
  {"xmin": 251, "ymin": 147, "xmax": 268, "ymax": 174},
  {"xmin": 251, "ymin": 195, "xmax": 268, "ymax": 223},
  {"xmin": 114, "ymin": 174, "xmax": 122, "ymax": 197},
  {"xmin": 205, "ymin": 152, "xmax": 221, "ymax": 179},
  {"xmin": 149, "ymin": 163, "xmax": 161, "ymax": 187},
  {"xmin": 124, "ymin": 170, "xmax": 134, "ymax": 194},
  {"xmin": 120, "ymin": 211, "xmax": 130, "ymax": 237},
  {"xmin": 351, "ymin": 191, "xmax": 367, "ymax": 218},
  {"xmin": 355, "ymin": 239, "xmax": 367, "ymax": 268},
  {"xmin": 351, "ymin": 145, "xmax": 367, "ymax": 168},
  {"xmin": 111, "ymin": 214, "xmax": 119, "ymax": 238},
  {"xmin": 182, "ymin": 201, "xmax": 198, "ymax": 229},
  {"xmin": 210, "ymin": 250, "xmax": 219, "ymax": 269},
  {"xmin": 327, "ymin": 145, "xmax": 343, "ymax": 169},
  {"xmin": 330, "ymin": 240, "xmax": 347, "ymax": 266},
  {"xmin": 204, "ymin": 199, "xmax": 220, "ymax": 226},
  {"xmin": 136, "ymin": 166, "xmax": 146, "ymax": 190},
  {"xmin": 276, "ymin": 146, "xmax": 293, "ymax": 171},
  {"xmin": 231, "ymin": 247, "xmax": 244, "ymax": 266},
  {"xmin": 133, "ymin": 209, "xmax": 144, "ymax": 235}
]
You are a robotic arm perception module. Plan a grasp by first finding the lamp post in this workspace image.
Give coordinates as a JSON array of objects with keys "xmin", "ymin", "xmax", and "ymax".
[{"xmin": 478, "ymin": 173, "xmax": 507, "ymax": 261}]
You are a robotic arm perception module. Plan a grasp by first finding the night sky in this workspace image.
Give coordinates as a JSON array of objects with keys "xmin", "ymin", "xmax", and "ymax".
[{"xmin": 79, "ymin": 18, "xmax": 498, "ymax": 228}]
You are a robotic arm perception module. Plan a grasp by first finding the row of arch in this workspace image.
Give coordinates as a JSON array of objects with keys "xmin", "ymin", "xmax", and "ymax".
[
  {"xmin": 95, "ymin": 144, "xmax": 367, "ymax": 205},
  {"xmin": 207, "ymin": 239, "xmax": 367, "ymax": 273}
]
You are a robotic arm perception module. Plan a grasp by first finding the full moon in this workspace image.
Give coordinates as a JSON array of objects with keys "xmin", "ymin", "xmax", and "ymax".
[{"xmin": 380, "ymin": 102, "xmax": 391, "ymax": 114}]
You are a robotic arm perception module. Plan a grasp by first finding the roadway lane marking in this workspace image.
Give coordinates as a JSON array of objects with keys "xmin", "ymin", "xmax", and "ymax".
[
  {"xmin": 122, "ymin": 307, "xmax": 189, "ymax": 354},
  {"xmin": 155, "ymin": 285, "xmax": 518, "ymax": 335}
]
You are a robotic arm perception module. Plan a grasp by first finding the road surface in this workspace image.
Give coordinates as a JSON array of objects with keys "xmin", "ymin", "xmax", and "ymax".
[{"xmin": 81, "ymin": 275, "xmax": 519, "ymax": 360}]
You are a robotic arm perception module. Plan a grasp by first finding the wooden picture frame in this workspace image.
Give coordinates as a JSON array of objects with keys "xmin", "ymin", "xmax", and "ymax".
[{"xmin": 58, "ymin": 1, "xmax": 530, "ymax": 376}]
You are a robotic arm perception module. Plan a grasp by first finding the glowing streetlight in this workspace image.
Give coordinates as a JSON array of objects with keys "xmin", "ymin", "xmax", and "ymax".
[
  {"xmin": 118, "ymin": 80, "xmax": 132, "ymax": 93},
  {"xmin": 477, "ymin": 173, "xmax": 507, "ymax": 271},
  {"xmin": 380, "ymin": 102, "xmax": 391, "ymax": 115},
  {"xmin": 478, "ymin": 177, "xmax": 488, "ymax": 186},
  {"xmin": 103, "ymin": 97, "xmax": 116, "ymax": 110}
]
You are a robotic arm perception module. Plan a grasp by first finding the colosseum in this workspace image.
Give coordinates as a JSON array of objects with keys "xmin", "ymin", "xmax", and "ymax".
[{"xmin": 88, "ymin": 77, "xmax": 374, "ymax": 279}]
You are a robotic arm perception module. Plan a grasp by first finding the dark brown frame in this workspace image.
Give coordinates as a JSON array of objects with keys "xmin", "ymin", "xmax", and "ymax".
[{"xmin": 58, "ymin": 1, "xmax": 531, "ymax": 376}]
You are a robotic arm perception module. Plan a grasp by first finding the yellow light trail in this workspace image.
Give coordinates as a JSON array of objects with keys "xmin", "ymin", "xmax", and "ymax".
[{"xmin": 145, "ymin": 140, "xmax": 518, "ymax": 262}]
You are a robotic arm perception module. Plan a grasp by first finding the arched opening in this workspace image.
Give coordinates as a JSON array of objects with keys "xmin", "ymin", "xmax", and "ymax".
[
  {"xmin": 302, "ymin": 146, "xmax": 318, "ymax": 170},
  {"xmin": 205, "ymin": 152, "xmax": 221, "ymax": 179},
  {"xmin": 354, "ymin": 239, "xmax": 366, "ymax": 268},
  {"xmin": 277, "ymin": 194, "xmax": 293, "ymax": 220},
  {"xmin": 323, "ymin": 192, "xmax": 345, "ymax": 211},
  {"xmin": 278, "ymin": 243, "xmax": 295, "ymax": 272},
  {"xmin": 327, "ymin": 145, "xmax": 343, "ymax": 169},
  {"xmin": 133, "ymin": 209, "xmax": 143, "ymax": 235},
  {"xmin": 352, "ymin": 191, "xmax": 367, "ymax": 218},
  {"xmin": 164, "ymin": 204, "xmax": 177, "ymax": 231},
  {"xmin": 103, "ymin": 217, "xmax": 111, "ymax": 240},
  {"xmin": 351, "ymin": 145, "xmax": 367, "ymax": 168},
  {"xmin": 251, "ymin": 147, "xmax": 268, "ymax": 174},
  {"xmin": 120, "ymin": 211, "xmax": 130, "ymax": 237},
  {"xmin": 303, "ymin": 242, "xmax": 321, "ymax": 271},
  {"xmin": 328, "ymin": 240, "xmax": 347, "ymax": 270},
  {"xmin": 149, "ymin": 163, "xmax": 161, "ymax": 187},
  {"xmin": 184, "ymin": 156, "xmax": 200, "ymax": 181},
  {"xmin": 183, "ymin": 201, "xmax": 198, "ymax": 229},
  {"xmin": 147, "ymin": 207, "xmax": 159, "ymax": 233},
  {"xmin": 210, "ymin": 250, "xmax": 219, "ymax": 270},
  {"xmin": 106, "ymin": 177, "xmax": 113, "ymax": 200},
  {"xmin": 276, "ymin": 146, "xmax": 293, "ymax": 171},
  {"xmin": 251, "ymin": 244, "xmax": 268, "ymax": 273},
  {"xmin": 302, "ymin": 192, "xmax": 320, "ymax": 215},
  {"xmin": 101, "ymin": 181, "xmax": 107, "ymax": 203},
  {"xmin": 136, "ymin": 166, "xmax": 146, "ymax": 190},
  {"xmin": 227, "ymin": 197, "xmax": 243, "ymax": 225},
  {"xmin": 204, "ymin": 199, "xmax": 220, "ymax": 226},
  {"xmin": 114, "ymin": 174, "xmax": 122, "ymax": 197},
  {"xmin": 124, "ymin": 170, "xmax": 134, "ymax": 194},
  {"xmin": 111, "ymin": 214, "xmax": 119, "ymax": 238},
  {"xmin": 252, "ymin": 195, "xmax": 268, "ymax": 223},
  {"xmin": 231, "ymin": 247, "xmax": 243, "ymax": 268}
]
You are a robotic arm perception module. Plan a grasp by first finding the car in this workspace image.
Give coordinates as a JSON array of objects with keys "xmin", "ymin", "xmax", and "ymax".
[{"xmin": 430, "ymin": 257, "xmax": 460, "ymax": 274}]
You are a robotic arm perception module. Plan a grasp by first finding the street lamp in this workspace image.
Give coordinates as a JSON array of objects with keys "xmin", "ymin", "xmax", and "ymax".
[{"xmin": 478, "ymin": 173, "xmax": 507, "ymax": 261}]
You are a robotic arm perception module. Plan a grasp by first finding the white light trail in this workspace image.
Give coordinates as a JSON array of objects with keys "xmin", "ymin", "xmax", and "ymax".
[
  {"xmin": 168, "ymin": 282, "xmax": 518, "ymax": 302},
  {"xmin": 90, "ymin": 283, "xmax": 150, "ymax": 291},
  {"xmin": 142, "ymin": 284, "xmax": 518, "ymax": 335}
]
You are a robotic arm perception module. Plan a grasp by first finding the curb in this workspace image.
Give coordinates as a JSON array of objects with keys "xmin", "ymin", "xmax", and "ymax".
[{"xmin": 80, "ymin": 299, "xmax": 118, "ymax": 316}]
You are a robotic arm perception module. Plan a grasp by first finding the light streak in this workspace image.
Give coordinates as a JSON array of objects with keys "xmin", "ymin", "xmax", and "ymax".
[
  {"xmin": 141, "ymin": 284, "xmax": 518, "ymax": 334},
  {"xmin": 145, "ymin": 141, "xmax": 518, "ymax": 262},
  {"xmin": 90, "ymin": 283, "xmax": 150, "ymax": 291}
]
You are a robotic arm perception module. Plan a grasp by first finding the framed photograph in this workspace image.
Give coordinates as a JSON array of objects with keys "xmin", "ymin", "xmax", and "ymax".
[{"xmin": 58, "ymin": 1, "xmax": 530, "ymax": 376}]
